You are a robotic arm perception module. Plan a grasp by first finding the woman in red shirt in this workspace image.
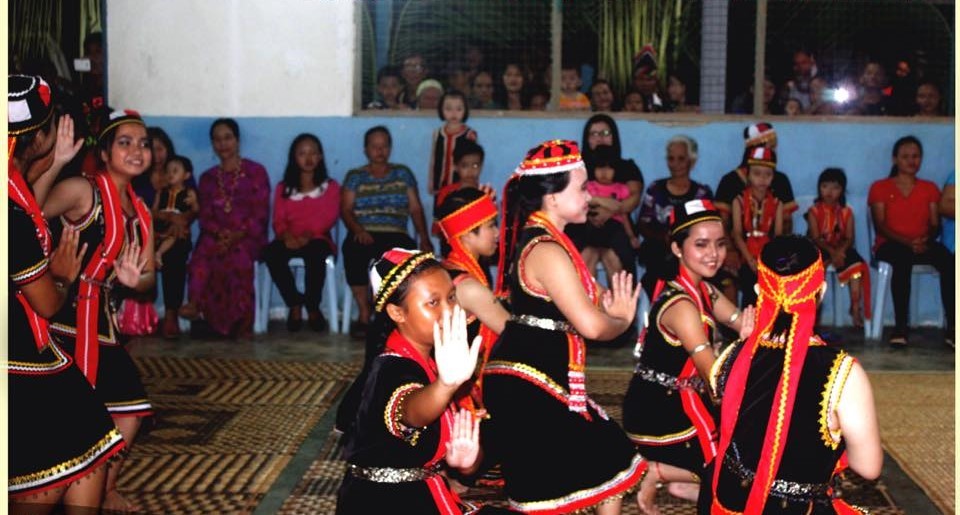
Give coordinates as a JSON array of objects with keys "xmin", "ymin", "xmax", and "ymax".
[
  {"xmin": 263, "ymin": 133, "xmax": 341, "ymax": 332},
  {"xmin": 868, "ymin": 135, "xmax": 954, "ymax": 346}
]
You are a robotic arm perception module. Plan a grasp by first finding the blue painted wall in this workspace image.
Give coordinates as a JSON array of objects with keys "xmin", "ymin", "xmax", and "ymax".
[{"xmin": 147, "ymin": 114, "xmax": 955, "ymax": 327}]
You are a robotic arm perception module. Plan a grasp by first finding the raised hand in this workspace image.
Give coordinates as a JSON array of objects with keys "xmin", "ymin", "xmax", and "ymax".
[
  {"xmin": 50, "ymin": 115, "xmax": 84, "ymax": 172},
  {"xmin": 434, "ymin": 306, "xmax": 482, "ymax": 388},
  {"xmin": 115, "ymin": 242, "xmax": 149, "ymax": 287},
  {"xmin": 601, "ymin": 271, "xmax": 640, "ymax": 321},
  {"xmin": 445, "ymin": 409, "xmax": 481, "ymax": 471},
  {"xmin": 738, "ymin": 305, "xmax": 757, "ymax": 340},
  {"xmin": 49, "ymin": 226, "xmax": 88, "ymax": 283}
]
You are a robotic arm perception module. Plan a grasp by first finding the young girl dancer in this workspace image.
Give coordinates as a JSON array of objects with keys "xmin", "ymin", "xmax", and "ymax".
[
  {"xmin": 43, "ymin": 109, "xmax": 156, "ymax": 513},
  {"xmin": 8, "ymin": 74, "xmax": 125, "ymax": 513},
  {"xmin": 482, "ymin": 140, "xmax": 647, "ymax": 514},
  {"xmin": 706, "ymin": 235, "xmax": 882, "ymax": 513},
  {"xmin": 336, "ymin": 249, "xmax": 483, "ymax": 514},
  {"xmin": 622, "ymin": 199, "xmax": 754, "ymax": 514}
]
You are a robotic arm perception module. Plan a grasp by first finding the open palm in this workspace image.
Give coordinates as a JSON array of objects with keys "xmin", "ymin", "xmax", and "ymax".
[
  {"xmin": 115, "ymin": 242, "xmax": 149, "ymax": 287},
  {"xmin": 445, "ymin": 409, "xmax": 480, "ymax": 471},
  {"xmin": 434, "ymin": 306, "xmax": 482, "ymax": 387}
]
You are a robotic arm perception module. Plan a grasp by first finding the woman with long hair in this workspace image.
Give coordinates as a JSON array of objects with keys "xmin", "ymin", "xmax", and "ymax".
[{"xmin": 263, "ymin": 133, "xmax": 340, "ymax": 332}]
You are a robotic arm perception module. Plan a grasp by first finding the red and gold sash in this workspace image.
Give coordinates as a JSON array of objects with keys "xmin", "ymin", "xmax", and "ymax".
[
  {"xmin": 8, "ymin": 162, "xmax": 53, "ymax": 351},
  {"xmin": 741, "ymin": 187, "xmax": 777, "ymax": 259},
  {"xmin": 525, "ymin": 211, "xmax": 597, "ymax": 418},
  {"xmin": 384, "ymin": 330, "xmax": 463, "ymax": 514},
  {"xmin": 75, "ymin": 172, "xmax": 151, "ymax": 385}
]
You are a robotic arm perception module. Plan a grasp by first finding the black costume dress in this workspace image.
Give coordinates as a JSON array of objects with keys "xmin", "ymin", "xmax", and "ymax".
[
  {"xmin": 336, "ymin": 330, "xmax": 478, "ymax": 514},
  {"xmin": 622, "ymin": 280, "xmax": 719, "ymax": 476},
  {"xmin": 8, "ymin": 173, "xmax": 125, "ymax": 498},
  {"xmin": 707, "ymin": 337, "xmax": 866, "ymax": 514},
  {"xmin": 482, "ymin": 222, "xmax": 645, "ymax": 513},
  {"xmin": 49, "ymin": 175, "xmax": 152, "ymax": 417}
]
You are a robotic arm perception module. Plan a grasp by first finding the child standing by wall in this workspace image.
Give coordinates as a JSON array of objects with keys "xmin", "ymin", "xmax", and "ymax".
[
  {"xmin": 558, "ymin": 65, "xmax": 591, "ymax": 111},
  {"xmin": 435, "ymin": 140, "xmax": 486, "ymax": 208},
  {"xmin": 581, "ymin": 145, "xmax": 640, "ymax": 283},
  {"xmin": 428, "ymin": 91, "xmax": 478, "ymax": 201},
  {"xmin": 732, "ymin": 146, "xmax": 783, "ymax": 307},
  {"xmin": 152, "ymin": 155, "xmax": 198, "ymax": 338},
  {"xmin": 806, "ymin": 168, "xmax": 871, "ymax": 328}
]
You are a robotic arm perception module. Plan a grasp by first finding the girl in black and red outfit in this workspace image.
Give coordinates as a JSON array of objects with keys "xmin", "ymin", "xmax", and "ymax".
[
  {"xmin": 44, "ymin": 109, "xmax": 156, "ymax": 513},
  {"xmin": 623, "ymin": 200, "xmax": 754, "ymax": 514},
  {"xmin": 336, "ymin": 249, "xmax": 484, "ymax": 514},
  {"xmin": 482, "ymin": 140, "xmax": 647, "ymax": 514},
  {"xmin": 8, "ymin": 74, "xmax": 125, "ymax": 513}
]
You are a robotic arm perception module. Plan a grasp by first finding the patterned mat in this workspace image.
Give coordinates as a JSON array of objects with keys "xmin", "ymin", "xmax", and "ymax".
[
  {"xmin": 870, "ymin": 371, "xmax": 955, "ymax": 514},
  {"xmin": 118, "ymin": 357, "xmax": 359, "ymax": 514},
  {"xmin": 277, "ymin": 368, "xmax": 912, "ymax": 514}
]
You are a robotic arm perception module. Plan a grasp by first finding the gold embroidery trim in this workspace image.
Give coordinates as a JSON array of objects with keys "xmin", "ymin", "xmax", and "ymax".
[
  {"xmin": 383, "ymin": 382, "xmax": 425, "ymax": 445},
  {"xmin": 9, "ymin": 428, "xmax": 124, "ymax": 488},
  {"xmin": 819, "ymin": 352, "xmax": 854, "ymax": 449}
]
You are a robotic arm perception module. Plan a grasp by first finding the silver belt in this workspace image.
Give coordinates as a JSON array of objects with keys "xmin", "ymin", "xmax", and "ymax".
[
  {"xmin": 347, "ymin": 463, "xmax": 441, "ymax": 483},
  {"xmin": 723, "ymin": 442, "xmax": 833, "ymax": 503},
  {"xmin": 634, "ymin": 364, "xmax": 706, "ymax": 394},
  {"xmin": 510, "ymin": 314, "xmax": 578, "ymax": 335}
]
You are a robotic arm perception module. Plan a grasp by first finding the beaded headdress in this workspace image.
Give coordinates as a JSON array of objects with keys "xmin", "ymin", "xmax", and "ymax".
[
  {"xmin": 744, "ymin": 122, "xmax": 777, "ymax": 148},
  {"xmin": 8, "ymin": 75, "xmax": 54, "ymax": 137},
  {"xmin": 370, "ymin": 248, "xmax": 437, "ymax": 312},
  {"xmin": 513, "ymin": 139, "xmax": 584, "ymax": 177},
  {"xmin": 746, "ymin": 145, "xmax": 777, "ymax": 169},
  {"xmin": 669, "ymin": 199, "xmax": 722, "ymax": 236},
  {"xmin": 98, "ymin": 109, "xmax": 145, "ymax": 143}
]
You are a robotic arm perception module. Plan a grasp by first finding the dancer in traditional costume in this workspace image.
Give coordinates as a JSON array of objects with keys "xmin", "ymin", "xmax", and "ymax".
[
  {"xmin": 8, "ymin": 74, "xmax": 125, "ymax": 512},
  {"xmin": 623, "ymin": 200, "xmax": 754, "ymax": 514},
  {"xmin": 706, "ymin": 235, "xmax": 882, "ymax": 513},
  {"xmin": 482, "ymin": 140, "xmax": 647, "ymax": 514},
  {"xmin": 44, "ymin": 109, "xmax": 156, "ymax": 513},
  {"xmin": 436, "ymin": 187, "xmax": 510, "ymax": 412},
  {"xmin": 336, "ymin": 249, "xmax": 484, "ymax": 514}
]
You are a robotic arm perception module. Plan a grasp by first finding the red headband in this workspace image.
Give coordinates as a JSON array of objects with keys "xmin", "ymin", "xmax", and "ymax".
[{"xmin": 438, "ymin": 194, "xmax": 497, "ymax": 241}]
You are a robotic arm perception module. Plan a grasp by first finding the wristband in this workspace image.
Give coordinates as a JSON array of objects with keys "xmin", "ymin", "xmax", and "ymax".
[
  {"xmin": 728, "ymin": 309, "xmax": 741, "ymax": 324},
  {"xmin": 688, "ymin": 343, "xmax": 711, "ymax": 356}
]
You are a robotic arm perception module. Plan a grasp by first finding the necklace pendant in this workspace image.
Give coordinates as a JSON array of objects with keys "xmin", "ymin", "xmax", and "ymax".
[{"xmin": 224, "ymin": 205, "xmax": 232, "ymax": 214}]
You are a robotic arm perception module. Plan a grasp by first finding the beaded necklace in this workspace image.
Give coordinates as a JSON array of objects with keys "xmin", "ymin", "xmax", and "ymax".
[{"xmin": 217, "ymin": 161, "xmax": 245, "ymax": 213}]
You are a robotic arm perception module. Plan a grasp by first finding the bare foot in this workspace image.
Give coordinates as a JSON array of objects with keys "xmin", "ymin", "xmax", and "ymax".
[
  {"xmin": 636, "ymin": 470, "xmax": 661, "ymax": 515},
  {"xmin": 102, "ymin": 489, "xmax": 141, "ymax": 513}
]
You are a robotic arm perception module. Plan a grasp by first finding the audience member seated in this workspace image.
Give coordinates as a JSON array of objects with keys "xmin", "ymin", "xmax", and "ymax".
[
  {"xmin": 340, "ymin": 126, "xmax": 433, "ymax": 341},
  {"xmin": 868, "ymin": 136, "xmax": 954, "ymax": 347},
  {"xmin": 469, "ymin": 70, "xmax": 497, "ymax": 109},
  {"xmin": 180, "ymin": 118, "xmax": 270, "ymax": 339},
  {"xmin": 914, "ymin": 79, "xmax": 944, "ymax": 117},
  {"xmin": 415, "ymin": 79, "xmax": 444, "ymax": 111},
  {"xmin": 631, "ymin": 45, "xmax": 664, "ymax": 112},
  {"xmin": 636, "ymin": 135, "xmax": 714, "ymax": 297},
  {"xmin": 566, "ymin": 114, "xmax": 644, "ymax": 277},
  {"xmin": 263, "ymin": 133, "xmax": 340, "ymax": 333},
  {"xmin": 528, "ymin": 87, "xmax": 550, "ymax": 111},
  {"xmin": 399, "ymin": 53, "xmax": 428, "ymax": 108},
  {"xmin": 665, "ymin": 73, "xmax": 699, "ymax": 113},
  {"xmin": 806, "ymin": 76, "xmax": 839, "ymax": 115},
  {"xmin": 783, "ymin": 47, "xmax": 819, "ymax": 112},
  {"xmin": 496, "ymin": 63, "xmax": 529, "ymax": 111},
  {"xmin": 558, "ymin": 64, "xmax": 591, "ymax": 111},
  {"xmin": 153, "ymin": 155, "xmax": 198, "ymax": 339},
  {"xmin": 729, "ymin": 76, "xmax": 781, "ymax": 115},
  {"xmin": 366, "ymin": 65, "xmax": 408, "ymax": 110},
  {"xmin": 590, "ymin": 79, "xmax": 616, "ymax": 112},
  {"xmin": 622, "ymin": 89, "xmax": 645, "ymax": 113},
  {"xmin": 580, "ymin": 145, "xmax": 641, "ymax": 282},
  {"xmin": 846, "ymin": 60, "xmax": 890, "ymax": 116}
]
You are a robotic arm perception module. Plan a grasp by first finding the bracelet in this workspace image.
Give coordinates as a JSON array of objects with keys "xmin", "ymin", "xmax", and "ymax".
[
  {"xmin": 689, "ymin": 343, "xmax": 711, "ymax": 356},
  {"xmin": 728, "ymin": 309, "xmax": 741, "ymax": 324}
]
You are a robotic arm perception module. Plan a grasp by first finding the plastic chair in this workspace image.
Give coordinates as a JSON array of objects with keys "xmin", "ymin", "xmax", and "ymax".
[
  {"xmin": 865, "ymin": 214, "xmax": 945, "ymax": 340},
  {"xmin": 256, "ymin": 255, "xmax": 340, "ymax": 334}
]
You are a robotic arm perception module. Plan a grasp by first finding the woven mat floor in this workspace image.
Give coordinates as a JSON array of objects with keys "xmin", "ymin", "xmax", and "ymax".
[
  {"xmin": 117, "ymin": 357, "xmax": 359, "ymax": 514},
  {"xmin": 869, "ymin": 371, "xmax": 955, "ymax": 514},
  {"xmin": 277, "ymin": 368, "xmax": 931, "ymax": 514}
]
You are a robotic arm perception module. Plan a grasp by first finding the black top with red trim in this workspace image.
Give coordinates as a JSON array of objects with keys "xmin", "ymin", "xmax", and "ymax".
[
  {"xmin": 9, "ymin": 205, "xmax": 71, "ymax": 373},
  {"xmin": 715, "ymin": 167, "xmax": 796, "ymax": 215}
]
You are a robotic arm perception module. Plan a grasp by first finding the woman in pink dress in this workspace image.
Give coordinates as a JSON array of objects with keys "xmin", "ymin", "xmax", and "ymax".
[{"xmin": 180, "ymin": 118, "xmax": 270, "ymax": 338}]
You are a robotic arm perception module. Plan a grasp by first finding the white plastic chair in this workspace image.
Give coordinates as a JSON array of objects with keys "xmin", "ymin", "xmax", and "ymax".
[
  {"xmin": 865, "ymin": 213, "xmax": 945, "ymax": 340},
  {"xmin": 256, "ymin": 255, "xmax": 340, "ymax": 334}
]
